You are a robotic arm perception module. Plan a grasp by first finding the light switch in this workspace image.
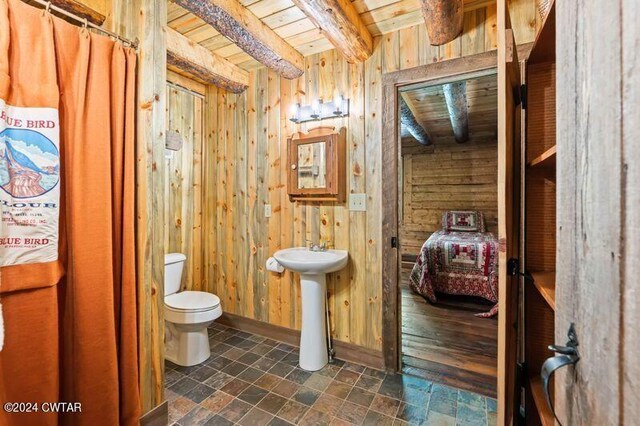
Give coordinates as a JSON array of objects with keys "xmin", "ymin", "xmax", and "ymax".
[
  {"xmin": 349, "ymin": 193, "xmax": 367, "ymax": 211},
  {"xmin": 264, "ymin": 204, "xmax": 272, "ymax": 218}
]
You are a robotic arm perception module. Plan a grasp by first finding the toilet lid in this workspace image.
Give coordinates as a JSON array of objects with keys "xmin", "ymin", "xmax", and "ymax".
[{"xmin": 165, "ymin": 291, "xmax": 220, "ymax": 312}]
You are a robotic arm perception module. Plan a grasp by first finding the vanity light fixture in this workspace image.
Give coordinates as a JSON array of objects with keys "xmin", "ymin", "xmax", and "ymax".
[{"xmin": 288, "ymin": 95, "xmax": 350, "ymax": 124}]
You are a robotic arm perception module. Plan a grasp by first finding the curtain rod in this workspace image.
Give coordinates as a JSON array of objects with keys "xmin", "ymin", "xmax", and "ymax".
[
  {"xmin": 26, "ymin": 0, "xmax": 139, "ymax": 49},
  {"xmin": 167, "ymin": 81, "xmax": 205, "ymax": 99}
]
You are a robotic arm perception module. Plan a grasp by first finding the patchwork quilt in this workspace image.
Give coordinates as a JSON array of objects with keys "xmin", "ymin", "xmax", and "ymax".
[{"xmin": 409, "ymin": 211, "xmax": 499, "ymax": 317}]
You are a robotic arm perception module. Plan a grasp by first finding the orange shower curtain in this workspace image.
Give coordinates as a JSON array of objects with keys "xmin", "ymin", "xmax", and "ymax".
[{"xmin": 0, "ymin": 0, "xmax": 140, "ymax": 425}]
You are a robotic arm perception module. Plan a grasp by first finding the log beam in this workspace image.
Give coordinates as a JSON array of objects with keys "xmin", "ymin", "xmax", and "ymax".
[
  {"xmin": 443, "ymin": 81, "xmax": 469, "ymax": 143},
  {"xmin": 400, "ymin": 95, "xmax": 432, "ymax": 146},
  {"xmin": 291, "ymin": 0, "xmax": 373, "ymax": 63},
  {"xmin": 421, "ymin": 0, "xmax": 464, "ymax": 46},
  {"xmin": 48, "ymin": 0, "xmax": 105, "ymax": 25},
  {"xmin": 172, "ymin": 0, "xmax": 304, "ymax": 79},
  {"xmin": 166, "ymin": 27, "xmax": 249, "ymax": 93}
]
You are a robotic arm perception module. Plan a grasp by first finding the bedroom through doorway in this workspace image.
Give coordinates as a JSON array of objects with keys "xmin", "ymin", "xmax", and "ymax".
[{"xmin": 398, "ymin": 72, "xmax": 499, "ymax": 398}]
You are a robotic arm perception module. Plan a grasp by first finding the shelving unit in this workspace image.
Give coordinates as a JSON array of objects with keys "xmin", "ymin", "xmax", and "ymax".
[
  {"xmin": 523, "ymin": 1, "xmax": 557, "ymax": 425},
  {"xmin": 529, "ymin": 271, "xmax": 555, "ymax": 311},
  {"xmin": 529, "ymin": 377, "xmax": 555, "ymax": 426},
  {"xmin": 528, "ymin": 145, "xmax": 556, "ymax": 169}
]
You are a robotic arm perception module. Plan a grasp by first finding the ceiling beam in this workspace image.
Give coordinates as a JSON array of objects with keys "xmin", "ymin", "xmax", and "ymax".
[
  {"xmin": 172, "ymin": 0, "xmax": 305, "ymax": 79},
  {"xmin": 291, "ymin": 0, "xmax": 373, "ymax": 63},
  {"xmin": 166, "ymin": 27, "xmax": 249, "ymax": 93},
  {"xmin": 48, "ymin": 0, "xmax": 106, "ymax": 25},
  {"xmin": 443, "ymin": 81, "xmax": 469, "ymax": 143},
  {"xmin": 400, "ymin": 94, "xmax": 432, "ymax": 146},
  {"xmin": 421, "ymin": 0, "xmax": 464, "ymax": 45}
]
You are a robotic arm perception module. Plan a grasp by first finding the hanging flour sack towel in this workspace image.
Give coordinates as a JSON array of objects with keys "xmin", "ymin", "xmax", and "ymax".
[{"xmin": 0, "ymin": 100, "xmax": 60, "ymax": 266}]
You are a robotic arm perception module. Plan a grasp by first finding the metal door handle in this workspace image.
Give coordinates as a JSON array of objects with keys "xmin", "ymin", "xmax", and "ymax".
[{"xmin": 540, "ymin": 323, "xmax": 580, "ymax": 426}]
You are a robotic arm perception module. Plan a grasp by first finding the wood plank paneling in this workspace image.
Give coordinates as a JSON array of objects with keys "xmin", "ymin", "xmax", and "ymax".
[
  {"xmin": 400, "ymin": 137, "xmax": 498, "ymax": 258},
  {"xmin": 165, "ymin": 85, "xmax": 205, "ymax": 290},
  {"xmin": 198, "ymin": 5, "xmax": 538, "ymax": 351},
  {"xmin": 556, "ymin": 0, "xmax": 640, "ymax": 424},
  {"xmin": 109, "ymin": 0, "xmax": 167, "ymax": 414}
]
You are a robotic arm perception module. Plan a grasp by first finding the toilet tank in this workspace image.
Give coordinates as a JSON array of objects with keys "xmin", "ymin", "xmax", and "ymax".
[{"xmin": 165, "ymin": 253, "xmax": 187, "ymax": 296}]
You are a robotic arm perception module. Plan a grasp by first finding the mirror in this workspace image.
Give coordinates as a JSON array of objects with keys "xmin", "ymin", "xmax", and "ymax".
[
  {"xmin": 287, "ymin": 126, "xmax": 345, "ymax": 202},
  {"xmin": 297, "ymin": 142, "xmax": 326, "ymax": 189}
]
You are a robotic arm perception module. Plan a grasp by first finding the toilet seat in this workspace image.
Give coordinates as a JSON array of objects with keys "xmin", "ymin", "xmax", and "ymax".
[{"xmin": 165, "ymin": 291, "xmax": 220, "ymax": 313}]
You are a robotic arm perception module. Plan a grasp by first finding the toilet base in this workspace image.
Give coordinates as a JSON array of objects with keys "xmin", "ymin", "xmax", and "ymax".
[{"xmin": 165, "ymin": 321, "xmax": 212, "ymax": 367}]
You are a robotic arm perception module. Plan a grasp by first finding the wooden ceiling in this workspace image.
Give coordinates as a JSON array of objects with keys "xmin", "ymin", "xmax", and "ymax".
[
  {"xmin": 400, "ymin": 73, "xmax": 497, "ymax": 143},
  {"xmin": 167, "ymin": 0, "xmax": 495, "ymax": 71}
]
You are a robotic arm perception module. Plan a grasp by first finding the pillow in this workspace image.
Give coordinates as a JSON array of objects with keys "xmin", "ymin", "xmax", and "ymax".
[{"xmin": 442, "ymin": 211, "xmax": 485, "ymax": 232}]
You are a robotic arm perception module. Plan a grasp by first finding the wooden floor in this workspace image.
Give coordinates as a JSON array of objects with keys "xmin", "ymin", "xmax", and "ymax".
[{"xmin": 400, "ymin": 264, "xmax": 498, "ymax": 398}]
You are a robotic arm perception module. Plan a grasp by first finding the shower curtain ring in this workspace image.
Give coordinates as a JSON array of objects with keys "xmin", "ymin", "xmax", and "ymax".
[
  {"xmin": 45, "ymin": 2, "xmax": 51, "ymax": 13},
  {"xmin": 83, "ymin": 18, "xmax": 88, "ymax": 29}
]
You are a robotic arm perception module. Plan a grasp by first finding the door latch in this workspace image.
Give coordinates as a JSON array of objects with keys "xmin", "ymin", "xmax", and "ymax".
[{"xmin": 540, "ymin": 323, "xmax": 580, "ymax": 426}]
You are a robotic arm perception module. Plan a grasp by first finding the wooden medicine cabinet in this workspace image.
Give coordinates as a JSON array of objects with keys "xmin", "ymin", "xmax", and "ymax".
[{"xmin": 287, "ymin": 126, "xmax": 346, "ymax": 202}]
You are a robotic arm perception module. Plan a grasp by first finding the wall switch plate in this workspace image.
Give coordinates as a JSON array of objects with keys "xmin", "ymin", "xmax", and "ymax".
[
  {"xmin": 349, "ymin": 193, "xmax": 367, "ymax": 211},
  {"xmin": 264, "ymin": 204, "xmax": 272, "ymax": 218}
]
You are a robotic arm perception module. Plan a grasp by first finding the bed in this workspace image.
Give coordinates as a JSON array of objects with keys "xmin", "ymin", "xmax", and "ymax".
[{"xmin": 409, "ymin": 211, "xmax": 499, "ymax": 317}]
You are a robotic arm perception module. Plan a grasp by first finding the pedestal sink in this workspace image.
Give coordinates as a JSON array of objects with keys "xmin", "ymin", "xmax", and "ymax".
[{"xmin": 273, "ymin": 247, "xmax": 348, "ymax": 371}]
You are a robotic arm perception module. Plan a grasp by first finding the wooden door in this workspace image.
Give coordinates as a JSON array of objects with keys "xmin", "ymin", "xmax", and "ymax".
[
  {"xmin": 554, "ymin": 0, "xmax": 639, "ymax": 424},
  {"xmin": 497, "ymin": 1, "xmax": 522, "ymax": 424}
]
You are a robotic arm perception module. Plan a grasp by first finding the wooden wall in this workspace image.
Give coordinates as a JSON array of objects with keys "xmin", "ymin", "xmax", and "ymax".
[
  {"xmin": 108, "ymin": 0, "xmax": 167, "ymax": 415},
  {"xmin": 400, "ymin": 138, "xmax": 498, "ymax": 259},
  {"xmin": 199, "ymin": 2, "xmax": 540, "ymax": 351},
  {"xmin": 165, "ymin": 84, "xmax": 205, "ymax": 291},
  {"xmin": 556, "ymin": 0, "xmax": 640, "ymax": 423}
]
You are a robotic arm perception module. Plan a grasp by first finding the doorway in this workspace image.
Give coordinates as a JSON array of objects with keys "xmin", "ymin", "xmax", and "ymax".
[
  {"xmin": 398, "ymin": 73, "xmax": 499, "ymax": 397},
  {"xmin": 379, "ymin": 50, "xmax": 510, "ymax": 396}
]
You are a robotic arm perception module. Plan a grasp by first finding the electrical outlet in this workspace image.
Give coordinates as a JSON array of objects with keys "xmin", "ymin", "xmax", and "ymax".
[
  {"xmin": 264, "ymin": 204, "xmax": 272, "ymax": 218},
  {"xmin": 349, "ymin": 193, "xmax": 367, "ymax": 211}
]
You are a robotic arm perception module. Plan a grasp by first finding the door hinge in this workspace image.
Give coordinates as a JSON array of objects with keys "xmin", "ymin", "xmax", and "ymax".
[
  {"xmin": 507, "ymin": 258, "xmax": 520, "ymax": 276},
  {"xmin": 519, "ymin": 84, "xmax": 527, "ymax": 109},
  {"xmin": 507, "ymin": 258, "xmax": 534, "ymax": 281},
  {"xmin": 391, "ymin": 236, "xmax": 398, "ymax": 248}
]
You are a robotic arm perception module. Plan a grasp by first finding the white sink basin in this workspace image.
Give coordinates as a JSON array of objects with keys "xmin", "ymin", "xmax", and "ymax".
[
  {"xmin": 273, "ymin": 247, "xmax": 348, "ymax": 275},
  {"xmin": 273, "ymin": 247, "xmax": 349, "ymax": 371}
]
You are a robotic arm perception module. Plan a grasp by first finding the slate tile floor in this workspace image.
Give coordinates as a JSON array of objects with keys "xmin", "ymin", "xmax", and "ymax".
[{"xmin": 167, "ymin": 323, "xmax": 497, "ymax": 426}]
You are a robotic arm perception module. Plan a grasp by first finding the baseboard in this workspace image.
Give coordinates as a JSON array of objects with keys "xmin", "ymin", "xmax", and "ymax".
[
  {"xmin": 140, "ymin": 400, "xmax": 168, "ymax": 426},
  {"xmin": 217, "ymin": 313, "xmax": 385, "ymax": 371}
]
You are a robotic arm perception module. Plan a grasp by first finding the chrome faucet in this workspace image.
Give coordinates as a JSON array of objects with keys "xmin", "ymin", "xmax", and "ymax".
[{"xmin": 307, "ymin": 240, "xmax": 328, "ymax": 252}]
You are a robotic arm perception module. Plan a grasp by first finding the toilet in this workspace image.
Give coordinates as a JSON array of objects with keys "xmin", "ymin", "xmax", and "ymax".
[{"xmin": 164, "ymin": 253, "xmax": 222, "ymax": 366}]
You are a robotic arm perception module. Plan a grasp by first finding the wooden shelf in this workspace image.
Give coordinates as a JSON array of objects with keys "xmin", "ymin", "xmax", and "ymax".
[
  {"xmin": 529, "ymin": 376, "xmax": 555, "ymax": 426},
  {"xmin": 529, "ymin": 0, "xmax": 556, "ymax": 65},
  {"xmin": 528, "ymin": 145, "xmax": 556, "ymax": 169},
  {"xmin": 530, "ymin": 271, "xmax": 556, "ymax": 310}
]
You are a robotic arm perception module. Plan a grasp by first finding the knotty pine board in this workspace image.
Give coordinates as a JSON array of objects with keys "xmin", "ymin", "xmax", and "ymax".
[{"xmin": 165, "ymin": 86, "xmax": 205, "ymax": 291}]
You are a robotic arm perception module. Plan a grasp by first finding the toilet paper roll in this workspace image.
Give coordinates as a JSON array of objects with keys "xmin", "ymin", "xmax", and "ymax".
[{"xmin": 266, "ymin": 257, "xmax": 284, "ymax": 273}]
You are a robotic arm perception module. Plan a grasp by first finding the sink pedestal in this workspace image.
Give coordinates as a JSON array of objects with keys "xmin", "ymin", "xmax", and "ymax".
[
  {"xmin": 272, "ymin": 247, "xmax": 348, "ymax": 372},
  {"xmin": 299, "ymin": 273, "xmax": 328, "ymax": 371}
]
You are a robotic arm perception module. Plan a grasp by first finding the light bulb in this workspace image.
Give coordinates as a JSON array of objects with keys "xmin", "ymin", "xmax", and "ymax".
[
  {"xmin": 311, "ymin": 99, "xmax": 320, "ymax": 118},
  {"xmin": 289, "ymin": 103, "xmax": 299, "ymax": 122},
  {"xmin": 333, "ymin": 94, "xmax": 343, "ymax": 114}
]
